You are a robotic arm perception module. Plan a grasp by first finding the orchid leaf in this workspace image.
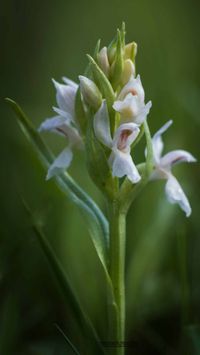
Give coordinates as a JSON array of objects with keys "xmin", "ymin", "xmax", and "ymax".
[
  {"xmin": 21, "ymin": 198, "xmax": 106, "ymax": 354},
  {"xmin": 5, "ymin": 98, "xmax": 109, "ymax": 273}
]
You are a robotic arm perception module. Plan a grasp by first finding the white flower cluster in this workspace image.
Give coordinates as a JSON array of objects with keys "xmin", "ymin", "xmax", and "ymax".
[{"xmin": 39, "ymin": 47, "xmax": 196, "ymax": 216}]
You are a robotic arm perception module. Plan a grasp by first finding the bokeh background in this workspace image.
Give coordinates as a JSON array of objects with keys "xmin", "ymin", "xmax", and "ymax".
[{"xmin": 1, "ymin": 0, "xmax": 200, "ymax": 354}]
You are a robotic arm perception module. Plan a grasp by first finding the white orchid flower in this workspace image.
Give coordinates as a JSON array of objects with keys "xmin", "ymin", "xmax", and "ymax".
[
  {"xmin": 151, "ymin": 120, "xmax": 196, "ymax": 217},
  {"xmin": 39, "ymin": 78, "xmax": 82, "ymax": 180},
  {"xmin": 113, "ymin": 74, "xmax": 152, "ymax": 125},
  {"xmin": 94, "ymin": 100, "xmax": 141, "ymax": 183}
]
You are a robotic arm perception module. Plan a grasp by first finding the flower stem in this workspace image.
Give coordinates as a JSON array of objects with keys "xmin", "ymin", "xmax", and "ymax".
[{"xmin": 108, "ymin": 200, "xmax": 126, "ymax": 355}]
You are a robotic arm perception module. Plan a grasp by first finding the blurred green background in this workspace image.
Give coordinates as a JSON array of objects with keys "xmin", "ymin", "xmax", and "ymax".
[{"xmin": 1, "ymin": 0, "xmax": 200, "ymax": 354}]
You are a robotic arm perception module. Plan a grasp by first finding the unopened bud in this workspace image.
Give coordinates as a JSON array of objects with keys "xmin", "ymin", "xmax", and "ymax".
[
  {"xmin": 124, "ymin": 42, "xmax": 137, "ymax": 62},
  {"xmin": 97, "ymin": 47, "xmax": 110, "ymax": 77},
  {"xmin": 79, "ymin": 76, "xmax": 102, "ymax": 111},
  {"xmin": 110, "ymin": 29, "xmax": 124, "ymax": 90},
  {"xmin": 121, "ymin": 59, "xmax": 135, "ymax": 85}
]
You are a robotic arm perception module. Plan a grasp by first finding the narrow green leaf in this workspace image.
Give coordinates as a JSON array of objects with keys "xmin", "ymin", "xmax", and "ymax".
[
  {"xmin": 6, "ymin": 99, "xmax": 117, "ymax": 330},
  {"xmin": 21, "ymin": 199, "xmax": 106, "ymax": 354},
  {"xmin": 55, "ymin": 324, "xmax": 81, "ymax": 355},
  {"xmin": 5, "ymin": 98, "xmax": 109, "ymax": 272}
]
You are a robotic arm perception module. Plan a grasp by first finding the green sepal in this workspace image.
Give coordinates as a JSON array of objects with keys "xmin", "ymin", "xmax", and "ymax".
[
  {"xmin": 86, "ymin": 55, "xmax": 116, "ymax": 134},
  {"xmin": 74, "ymin": 87, "xmax": 88, "ymax": 135},
  {"xmin": 110, "ymin": 29, "xmax": 124, "ymax": 90},
  {"xmin": 86, "ymin": 116, "xmax": 117, "ymax": 199}
]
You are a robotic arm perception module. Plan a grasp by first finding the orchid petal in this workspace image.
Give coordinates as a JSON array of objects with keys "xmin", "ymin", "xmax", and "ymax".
[
  {"xmin": 152, "ymin": 120, "xmax": 173, "ymax": 163},
  {"xmin": 118, "ymin": 74, "xmax": 145, "ymax": 102},
  {"xmin": 165, "ymin": 174, "xmax": 191, "ymax": 217},
  {"xmin": 160, "ymin": 150, "xmax": 196, "ymax": 170},
  {"xmin": 52, "ymin": 79, "xmax": 77, "ymax": 116},
  {"xmin": 109, "ymin": 150, "xmax": 141, "ymax": 183},
  {"xmin": 133, "ymin": 100, "xmax": 152, "ymax": 125},
  {"xmin": 38, "ymin": 114, "xmax": 81, "ymax": 143},
  {"xmin": 93, "ymin": 100, "xmax": 112, "ymax": 148},
  {"xmin": 113, "ymin": 94, "xmax": 151, "ymax": 125},
  {"xmin": 113, "ymin": 93, "xmax": 139, "ymax": 119},
  {"xmin": 63, "ymin": 125, "xmax": 83, "ymax": 148},
  {"xmin": 46, "ymin": 147, "xmax": 73, "ymax": 180},
  {"xmin": 53, "ymin": 107, "xmax": 73, "ymax": 123},
  {"xmin": 62, "ymin": 77, "xmax": 78, "ymax": 89},
  {"xmin": 113, "ymin": 123, "xmax": 140, "ymax": 153},
  {"xmin": 38, "ymin": 116, "xmax": 64, "ymax": 132}
]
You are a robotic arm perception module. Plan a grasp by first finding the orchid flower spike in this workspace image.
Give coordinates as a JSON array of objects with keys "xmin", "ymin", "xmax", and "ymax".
[
  {"xmin": 113, "ymin": 74, "xmax": 152, "ymax": 125},
  {"xmin": 94, "ymin": 100, "xmax": 141, "ymax": 183},
  {"xmin": 38, "ymin": 78, "xmax": 82, "ymax": 179},
  {"xmin": 151, "ymin": 120, "xmax": 196, "ymax": 217}
]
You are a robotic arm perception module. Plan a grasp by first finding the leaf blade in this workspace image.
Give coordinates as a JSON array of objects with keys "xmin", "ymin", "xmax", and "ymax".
[
  {"xmin": 6, "ymin": 98, "xmax": 117, "ymax": 338},
  {"xmin": 22, "ymin": 198, "xmax": 106, "ymax": 354},
  {"xmin": 6, "ymin": 98, "xmax": 109, "ymax": 271}
]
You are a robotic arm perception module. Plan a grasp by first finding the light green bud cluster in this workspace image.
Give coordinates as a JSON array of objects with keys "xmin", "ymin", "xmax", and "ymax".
[{"xmin": 74, "ymin": 23, "xmax": 139, "ymax": 197}]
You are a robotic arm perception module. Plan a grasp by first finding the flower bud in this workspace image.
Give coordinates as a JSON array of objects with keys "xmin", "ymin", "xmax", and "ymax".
[
  {"xmin": 124, "ymin": 42, "xmax": 137, "ymax": 62},
  {"xmin": 107, "ymin": 37, "xmax": 117, "ymax": 65},
  {"xmin": 121, "ymin": 59, "xmax": 135, "ymax": 85},
  {"xmin": 79, "ymin": 76, "xmax": 102, "ymax": 111},
  {"xmin": 97, "ymin": 47, "xmax": 110, "ymax": 77},
  {"xmin": 110, "ymin": 29, "xmax": 124, "ymax": 90}
]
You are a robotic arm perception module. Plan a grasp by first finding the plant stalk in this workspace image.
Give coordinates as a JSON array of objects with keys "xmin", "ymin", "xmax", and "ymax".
[{"xmin": 108, "ymin": 200, "xmax": 126, "ymax": 355}]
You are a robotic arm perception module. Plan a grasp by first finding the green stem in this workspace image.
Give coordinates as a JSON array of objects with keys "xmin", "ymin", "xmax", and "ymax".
[{"xmin": 108, "ymin": 200, "xmax": 126, "ymax": 355}]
